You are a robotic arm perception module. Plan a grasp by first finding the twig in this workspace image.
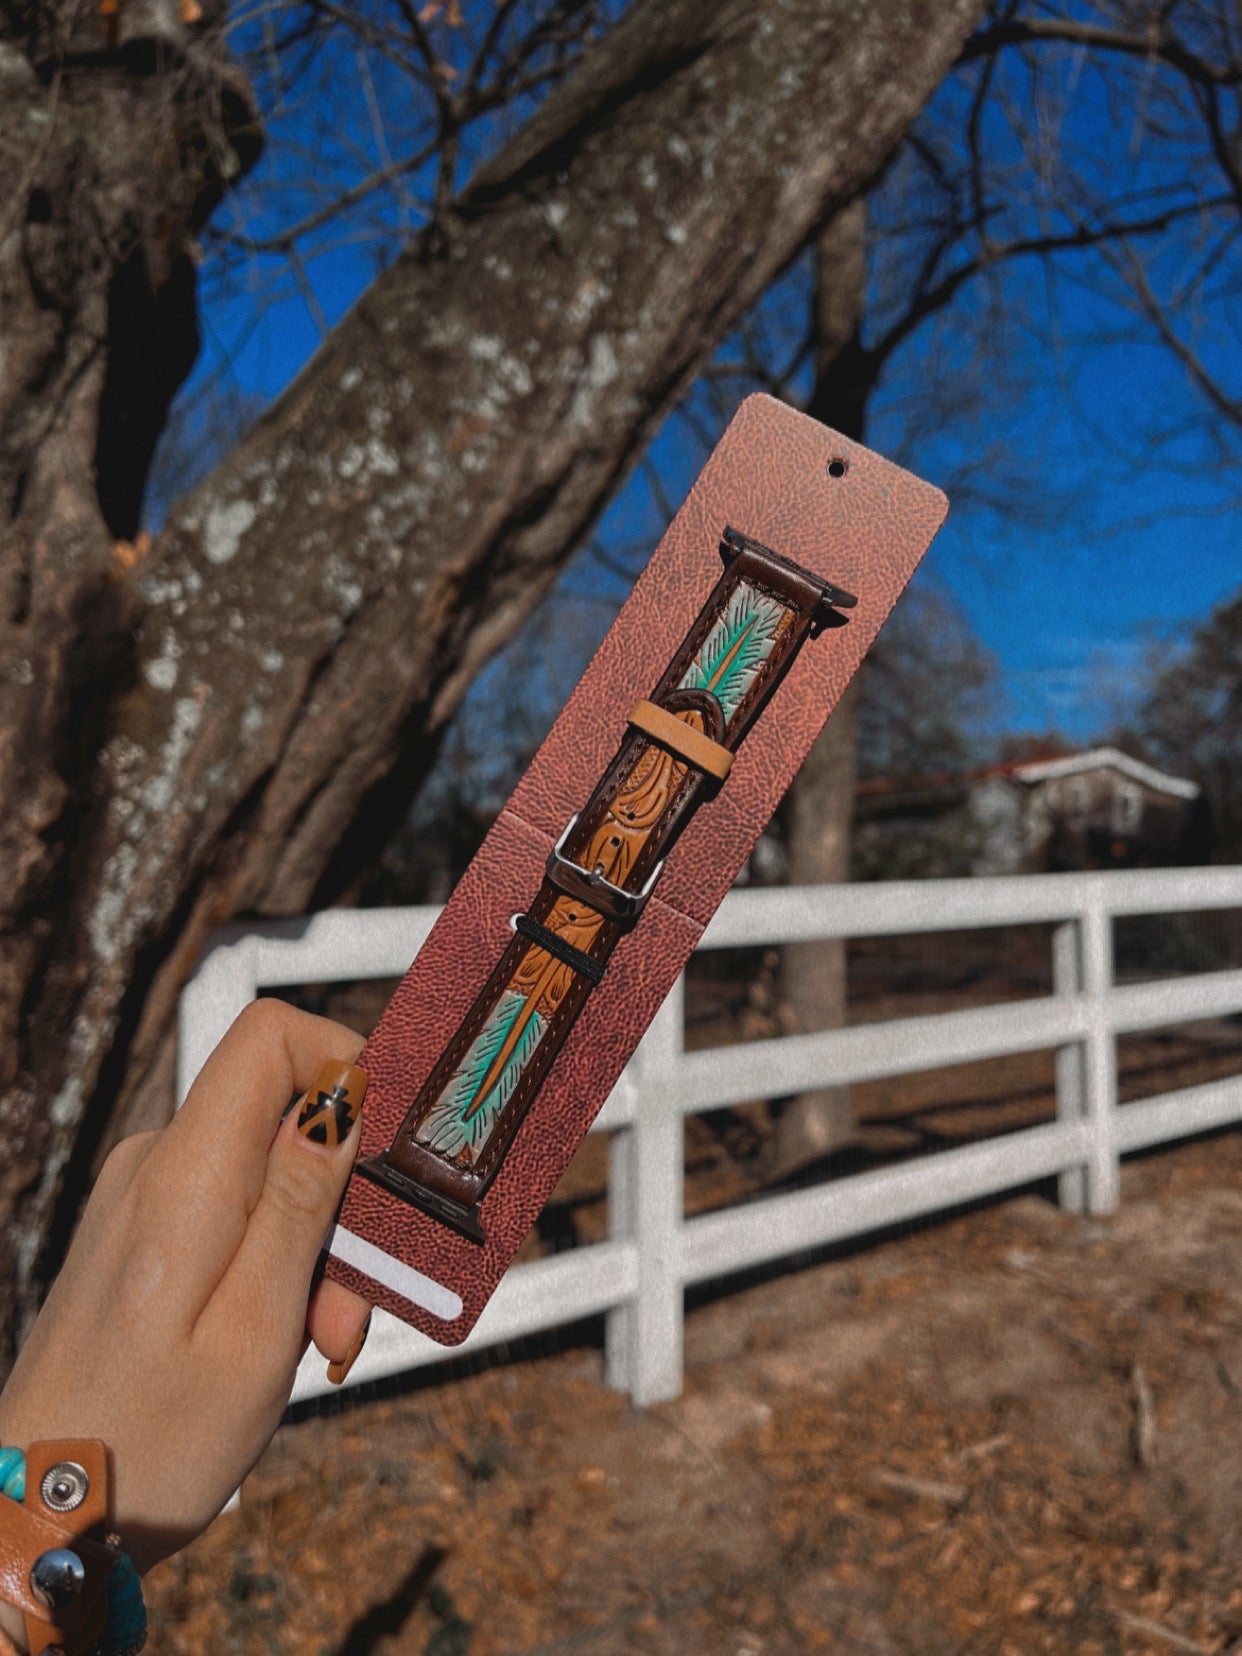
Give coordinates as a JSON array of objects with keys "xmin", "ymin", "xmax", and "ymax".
[
  {"xmin": 1117, "ymin": 1610, "xmax": 1211, "ymax": 1654},
  {"xmin": 986, "ymin": 1502, "xmax": 1025, "ymax": 1559},
  {"xmin": 873, "ymin": 1469, "xmax": 968, "ymax": 1507},
  {"xmin": 1045, "ymin": 1317, "xmax": 1108, "ymax": 1361},
  {"xmin": 953, "ymin": 1432, "xmax": 1010, "ymax": 1464},
  {"xmin": 958, "ymin": 20, "xmax": 1242, "ymax": 90},
  {"xmin": 1131, "ymin": 1362, "xmax": 1157, "ymax": 1470}
]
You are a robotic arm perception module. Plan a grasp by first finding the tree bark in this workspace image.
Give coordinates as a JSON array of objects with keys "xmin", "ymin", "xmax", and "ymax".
[
  {"xmin": 0, "ymin": 0, "xmax": 987, "ymax": 1356},
  {"xmin": 0, "ymin": 2, "xmax": 259, "ymax": 1334},
  {"xmin": 771, "ymin": 200, "xmax": 875, "ymax": 1179}
]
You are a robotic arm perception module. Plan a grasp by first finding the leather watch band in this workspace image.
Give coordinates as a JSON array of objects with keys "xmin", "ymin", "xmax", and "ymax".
[
  {"xmin": 357, "ymin": 529, "xmax": 856, "ymax": 1239},
  {"xmin": 325, "ymin": 394, "xmax": 950, "ymax": 1345}
]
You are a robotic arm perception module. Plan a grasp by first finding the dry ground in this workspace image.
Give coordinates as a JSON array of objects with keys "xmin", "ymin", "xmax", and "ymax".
[{"xmin": 145, "ymin": 1126, "xmax": 1242, "ymax": 1656}]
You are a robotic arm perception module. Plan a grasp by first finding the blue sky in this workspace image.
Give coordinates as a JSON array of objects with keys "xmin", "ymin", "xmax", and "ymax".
[
  {"xmin": 895, "ymin": 314, "xmax": 1240, "ymax": 740},
  {"xmin": 937, "ymin": 345, "xmax": 1236, "ymax": 737},
  {"xmin": 160, "ymin": 11, "xmax": 1240, "ymax": 753},
  {"xmin": 177, "ymin": 241, "xmax": 1239, "ymax": 750}
]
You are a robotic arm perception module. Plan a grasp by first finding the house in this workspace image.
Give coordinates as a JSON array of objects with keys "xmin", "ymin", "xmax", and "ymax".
[
  {"xmin": 1004, "ymin": 748, "xmax": 1204, "ymax": 873},
  {"xmin": 852, "ymin": 748, "xmax": 1205, "ymax": 878}
]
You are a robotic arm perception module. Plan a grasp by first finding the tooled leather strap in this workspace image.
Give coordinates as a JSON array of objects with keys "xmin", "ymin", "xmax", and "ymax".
[
  {"xmin": 0, "ymin": 1441, "xmax": 116, "ymax": 1656},
  {"xmin": 356, "ymin": 528, "xmax": 856, "ymax": 1239}
]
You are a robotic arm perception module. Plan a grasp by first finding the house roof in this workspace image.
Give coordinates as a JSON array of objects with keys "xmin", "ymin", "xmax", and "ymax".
[
  {"xmin": 1010, "ymin": 746, "xmax": 1200, "ymax": 800},
  {"xmin": 855, "ymin": 747, "xmax": 1200, "ymax": 803}
]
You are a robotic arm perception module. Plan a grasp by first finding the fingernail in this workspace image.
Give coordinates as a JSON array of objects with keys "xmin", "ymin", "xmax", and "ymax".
[
  {"xmin": 327, "ymin": 1312, "xmax": 372, "ymax": 1385},
  {"xmin": 295, "ymin": 1060, "xmax": 369, "ymax": 1148}
]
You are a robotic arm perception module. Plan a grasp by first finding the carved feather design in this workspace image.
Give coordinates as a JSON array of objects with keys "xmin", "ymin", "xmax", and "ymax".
[
  {"xmin": 416, "ymin": 990, "xmax": 547, "ymax": 1163},
  {"xmin": 679, "ymin": 583, "xmax": 786, "ymax": 722}
]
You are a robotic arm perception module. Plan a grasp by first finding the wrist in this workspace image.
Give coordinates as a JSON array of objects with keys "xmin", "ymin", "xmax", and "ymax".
[
  {"xmin": 0, "ymin": 1598, "xmax": 29, "ymax": 1655},
  {"xmin": 0, "ymin": 1440, "xmax": 141, "ymax": 1656},
  {"xmin": 0, "ymin": 1430, "xmax": 28, "ymax": 1652}
]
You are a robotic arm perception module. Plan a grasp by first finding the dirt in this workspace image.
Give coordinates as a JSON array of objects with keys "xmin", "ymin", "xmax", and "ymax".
[{"xmin": 144, "ymin": 1127, "xmax": 1242, "ymax": 1656}]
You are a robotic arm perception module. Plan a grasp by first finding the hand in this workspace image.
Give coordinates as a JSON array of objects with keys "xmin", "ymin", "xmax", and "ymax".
[{"xmin": 0, "ymin": 999, "xmax": 375, "ymax": 1601}]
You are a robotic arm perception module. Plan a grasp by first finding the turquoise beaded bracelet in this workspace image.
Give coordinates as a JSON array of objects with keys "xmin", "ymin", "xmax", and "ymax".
[{"xmin": 0, "ymin": 1447, "xmax": 147, "ymax": 1656}]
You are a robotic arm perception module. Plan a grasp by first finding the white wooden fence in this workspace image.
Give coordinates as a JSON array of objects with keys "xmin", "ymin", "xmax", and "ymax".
[{"xmin": 178, "ymin": 866, "xmax": 1242, "ymax": 1408}]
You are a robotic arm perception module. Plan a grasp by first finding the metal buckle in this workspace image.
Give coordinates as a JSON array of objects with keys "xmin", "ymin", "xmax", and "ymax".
[{"xmin": 546, "ymin": 814, "xmax": 665, "ymax": 922}]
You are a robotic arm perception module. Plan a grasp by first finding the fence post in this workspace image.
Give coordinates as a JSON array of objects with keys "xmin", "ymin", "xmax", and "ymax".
[
  {"xmin": 604, "ymin": 1109, "xmax": 635, "ymax": 1396},
  {"xmin": 604, "ymin": 975, "xmax": 685, "ymax": 1405},
  {"xmin": 176, "ymin": 937, "xmax": 257, "ymax": 1105},
  {"xmin": 1081, "ymin": 893, "xmax": 1121, "ymax": 1213},
  {"xmin": 1052, "ymin": 918, "xmax": 1088, "ymax": 1214}
]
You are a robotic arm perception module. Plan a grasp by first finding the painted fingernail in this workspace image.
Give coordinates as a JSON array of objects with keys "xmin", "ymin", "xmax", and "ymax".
[
  {"xmin": 327, "ymin": 1312, "xmax": 372, "ymax": 1385},
  {"xmin": 295, "ymin": 1060, "xmax": 369, "ymax": 1147}
]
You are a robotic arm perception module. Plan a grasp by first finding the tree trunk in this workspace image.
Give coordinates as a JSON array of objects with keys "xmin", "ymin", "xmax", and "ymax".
[
  {"xmin": 0, "ymin": 0, "xmax": 987, "ymax": 1357},
  {"xmin": 771, "ymin": 200, "xmax": 877, "ymax": 1179},
  {"xmin": 0, "ymin": 3, "xmax": 259, "ymax": 1333}
]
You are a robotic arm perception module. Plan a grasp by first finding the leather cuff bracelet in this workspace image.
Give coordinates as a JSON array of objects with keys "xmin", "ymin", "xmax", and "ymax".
[{"xmin": 0, "ymin": 1442, "xmax": 117, "ymax": 1656}]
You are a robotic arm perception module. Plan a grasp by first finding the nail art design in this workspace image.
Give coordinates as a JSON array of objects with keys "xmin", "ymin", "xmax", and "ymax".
[
  {"xmin": 296, "ymin": 1060, "xmax": 368, "ymax": 1147},
  {"xmin": 327, "ymin": 1312, "xmax": 372, "ymax": 1385}
]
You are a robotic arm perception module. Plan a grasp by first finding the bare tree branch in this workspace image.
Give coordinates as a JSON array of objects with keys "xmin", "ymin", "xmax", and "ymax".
[
  {"xmin": 869, "ymin": 192, "xmax": 1236, "ymax": 372},
  {"xmin": 959, "ymin": 14, "xmax": 1242, "ymax": 87},
  {"xmin": 1108, "ymin": 240, "xmax": 1242, "ymax": 422}
]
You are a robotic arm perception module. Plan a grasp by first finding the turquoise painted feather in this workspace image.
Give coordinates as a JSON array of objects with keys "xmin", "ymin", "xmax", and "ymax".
[
  {"xmin": 679, "ymin": 583, "xmax": 786, "ymax": 722},
  {"xmin": 417, "ymin": 990, "xmax": 547, "ymax": 1161}
]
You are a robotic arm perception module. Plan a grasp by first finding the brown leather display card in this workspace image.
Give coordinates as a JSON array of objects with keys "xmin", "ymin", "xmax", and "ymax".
[{"xmin": 323, "ymin": 394, "xmax": 948, "ymax": 1344}]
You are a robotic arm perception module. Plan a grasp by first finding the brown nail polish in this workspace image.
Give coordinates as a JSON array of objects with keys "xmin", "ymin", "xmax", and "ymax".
[
  {"xmin": 295, "ymin": 1060, "xmax": 368, "ymax": 1148},
  {"xmin": 327, "ymin": 1312, "xmax": 372, "ymax": 1385}
]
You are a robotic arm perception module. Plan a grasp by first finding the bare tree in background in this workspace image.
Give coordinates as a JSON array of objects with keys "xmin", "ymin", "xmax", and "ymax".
[
  {"xmin": 771, "ymin": 206, "xmax": 870, "ymax": 1178},
  {"xmin": 605, "ymin": 0, "xmax": 1242, "ymax": 1176},
  {"xmin": 1136, "ymin": 587, "xmax": 1242, "ymax": 861},
  {"xmin": 0, "ymin": 0, "xmax": 992, "ymax": 1355}
]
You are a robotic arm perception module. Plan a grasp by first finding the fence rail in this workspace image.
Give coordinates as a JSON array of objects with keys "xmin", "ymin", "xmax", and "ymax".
[{"xmin": 177, "ymin": 867, "xmax": 1242, "ymax": 1410}]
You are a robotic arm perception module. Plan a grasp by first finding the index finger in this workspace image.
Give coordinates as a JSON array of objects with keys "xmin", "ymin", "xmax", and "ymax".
[{"xmin": 153, "ymin": 999, "xmax": 364, "ymax": 1299}]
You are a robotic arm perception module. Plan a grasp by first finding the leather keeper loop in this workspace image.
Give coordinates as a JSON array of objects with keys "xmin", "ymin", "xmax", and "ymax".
[
  {"xmin": 513, "ymin": 913, "xmax": 607, "ymax": 984},
  {"xmin": 626, "ymin": 699, "xmax": 734, "ymax": 780}
]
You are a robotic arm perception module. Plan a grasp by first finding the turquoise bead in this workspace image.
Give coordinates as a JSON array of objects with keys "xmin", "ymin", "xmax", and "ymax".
[
  {"xmin": 0, "ymin": 1446, "xmax": 25, "ymax": 1502},
  {"xmin": 102, "ymin": 1551, "xmax": 148, "ymax": 1650}
]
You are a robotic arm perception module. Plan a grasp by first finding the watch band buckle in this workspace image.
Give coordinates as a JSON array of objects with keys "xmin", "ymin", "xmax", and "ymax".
[{"xmin": 546, "ymin": 814, "xmax": 665, "ymax": 922}]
